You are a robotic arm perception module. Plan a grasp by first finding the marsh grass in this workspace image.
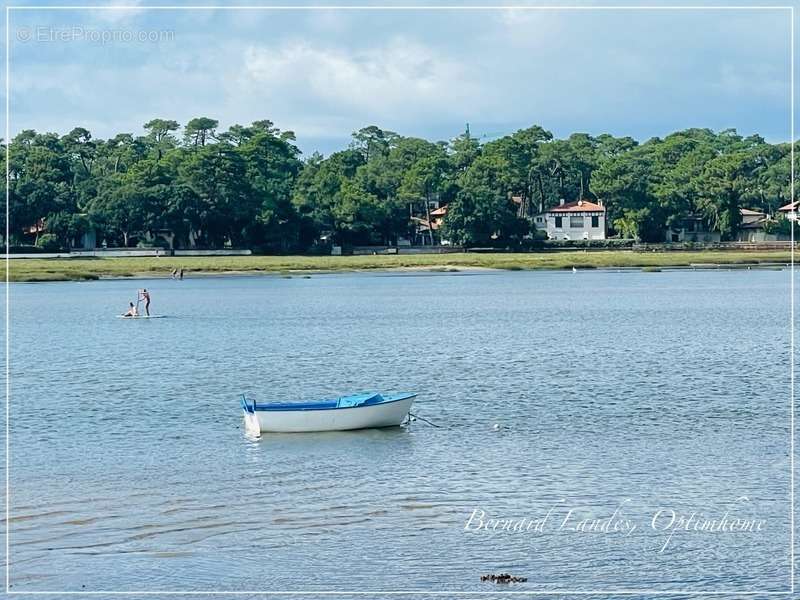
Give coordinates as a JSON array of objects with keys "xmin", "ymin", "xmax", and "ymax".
[{"xmin": 7, "ymin": 250, "xmax": 792, "ymax": 282}]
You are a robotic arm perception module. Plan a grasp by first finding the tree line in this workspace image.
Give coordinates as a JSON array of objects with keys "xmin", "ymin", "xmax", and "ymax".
[{"xmin": 4, "ymin": 118, "xmax": 797, "ymax": 251}]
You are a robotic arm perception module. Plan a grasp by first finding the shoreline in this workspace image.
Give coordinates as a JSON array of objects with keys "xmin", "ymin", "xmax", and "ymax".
[{"xmin": 6, "ymin": 250, "xmax": 793, "ymax": 282}]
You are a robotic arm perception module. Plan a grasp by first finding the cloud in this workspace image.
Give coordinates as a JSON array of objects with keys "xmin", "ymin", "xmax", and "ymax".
[
  {"xmin": 5, "ymin": 7, "xmax": 793, "ymax": 152},
  {"xmin": 241, "ymin": 37, "xmax": 483, "ymax": 122},
  {"xmin": 94, "ymin": 0, "xmax": 146, "ymax": 24}
]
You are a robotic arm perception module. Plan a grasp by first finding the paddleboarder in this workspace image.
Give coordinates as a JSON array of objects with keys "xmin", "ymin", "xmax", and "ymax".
[
  {"xmin": 122, "ymin": 302, "xmax": 138, "ymax": 317},
  {"xmin": 139, "ymin": 288, "xmax": 151, "ymax": 316}
]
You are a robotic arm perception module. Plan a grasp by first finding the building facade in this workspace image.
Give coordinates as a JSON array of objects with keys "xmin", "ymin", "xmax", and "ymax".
[
  {"xmin": 534, "ymin": 199, "xmax": 606, "ymax": 241},
  {"xmin": 665, "ymin": 215, "xmax": 721, "ymax": 243}
]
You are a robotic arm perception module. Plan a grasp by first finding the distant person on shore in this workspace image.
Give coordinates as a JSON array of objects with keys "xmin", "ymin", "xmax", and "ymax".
[
  {"xmin": 122, "ymin": 302, "xmax": 138, "ymax": 317},
  {"xmin": 139, "ymin": 288, "xmax": 151, "ymax": 316},
  {"xmin": 170, "ymin": 268, "xmax": 177, "ymax": 279},
  {"xmin": 178, "ymin": 268, "xmax": 184, "ymax": 280}
]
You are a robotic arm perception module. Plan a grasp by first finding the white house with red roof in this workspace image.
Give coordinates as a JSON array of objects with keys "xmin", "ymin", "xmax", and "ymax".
[{"xmin": 535, "ymin": 199, "xmax": 607, "ymax": 241}]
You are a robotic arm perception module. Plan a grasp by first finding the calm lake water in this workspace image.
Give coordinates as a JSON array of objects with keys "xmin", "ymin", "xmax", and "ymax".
[{"xmin": 4, "ymin": 268, "xmax": 795, "ymax": 596}]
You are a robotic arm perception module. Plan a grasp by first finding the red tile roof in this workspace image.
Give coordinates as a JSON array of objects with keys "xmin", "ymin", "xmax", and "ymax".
[{"xmin": 548, "ymin": 200, "xmax": 605, "ymax": 213}]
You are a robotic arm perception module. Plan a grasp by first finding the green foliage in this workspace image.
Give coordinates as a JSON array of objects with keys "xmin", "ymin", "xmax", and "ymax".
[
  {"xmin": 442, "ymin": 153, "xmax": 530, "ymax": 246},
  {"xmin": 35, "ymin": 233, "xmax": 60, "ymax": 252},
  {"xmin": 5, "ymin": 120, "xmax": 797, "ymax": 252}
]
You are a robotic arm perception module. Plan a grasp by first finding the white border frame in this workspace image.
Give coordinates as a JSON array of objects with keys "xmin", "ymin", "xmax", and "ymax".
[{"xmin": 3, "ymin": 3, "xmax": 795, "ymax": 596}]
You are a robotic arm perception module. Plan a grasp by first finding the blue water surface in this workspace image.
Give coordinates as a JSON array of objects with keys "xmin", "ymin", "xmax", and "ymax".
[{"xmin": 3, "ymin": 268, "xmax": 794, "ymax": 597}]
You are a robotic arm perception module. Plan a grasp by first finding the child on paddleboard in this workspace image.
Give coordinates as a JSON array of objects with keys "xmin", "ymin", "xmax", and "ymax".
[{"xmin": 122, "ymin": 302, "xmax": 138, "ymax": 317}]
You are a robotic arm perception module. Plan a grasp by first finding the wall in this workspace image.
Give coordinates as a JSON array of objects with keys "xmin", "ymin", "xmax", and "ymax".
[{"xmin": 545, "ymin": 212, "xmax": 606, "ymax": 241}]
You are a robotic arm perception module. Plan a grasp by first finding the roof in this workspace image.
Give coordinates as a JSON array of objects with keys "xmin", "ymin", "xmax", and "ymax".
[
  {"xmin": 411, "ymin": 216, "xmax": 440, "ymax": 231},
  {"xmin": 778, "ymin": 201, "xmax": 799, "ymax": 212},
  {"xmin": 23, "ymin": 218, "xmax": 46, "ymax": 234},
  {"xmin": 740, "ymin": 218, "xmax": 770, "ymax": 229},
  {"xmin": 429, "ymin": 206, "xmax": 448, "ymax": 217},
  {"xmin": 548, "ymin": 200, "xmax": 605, "ymax": 213},
  {"xmin": 740, "ymin": 208, "xmax": 766, "ymax": 216}
]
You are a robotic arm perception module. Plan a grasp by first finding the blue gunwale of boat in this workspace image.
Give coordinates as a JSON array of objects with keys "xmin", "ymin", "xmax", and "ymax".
[{"xmin": 242, "ymin": 392, "xmax": 416, "ymax": 413}]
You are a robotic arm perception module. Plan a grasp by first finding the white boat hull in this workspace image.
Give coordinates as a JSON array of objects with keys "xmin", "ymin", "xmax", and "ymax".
[{"xmin": 246, "ymin": 396, "xmax": 415, "ymax": 433}]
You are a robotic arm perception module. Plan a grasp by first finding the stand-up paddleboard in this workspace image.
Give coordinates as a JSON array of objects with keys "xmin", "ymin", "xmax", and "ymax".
[{"xmin": 116, "ymin": 315, "xmax": 168, "ymax": 319}]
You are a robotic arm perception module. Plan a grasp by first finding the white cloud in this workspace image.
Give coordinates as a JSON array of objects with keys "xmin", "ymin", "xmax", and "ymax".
[
  {"xmin": 94, "ymin": 0, "xmax": 146, "ymax": 24},
  {"xmin": 241, "ymin": 37, "xmax": 484, "ymax": 121},
  {"xmin": 6, "ymin": 8, "xmax": 792, "ymax": 151}
]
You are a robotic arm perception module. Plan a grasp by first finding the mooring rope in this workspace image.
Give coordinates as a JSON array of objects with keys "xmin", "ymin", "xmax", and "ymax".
[{"xmin": 407, "ymin": 411, "xmax": 441, "ymax": 428}]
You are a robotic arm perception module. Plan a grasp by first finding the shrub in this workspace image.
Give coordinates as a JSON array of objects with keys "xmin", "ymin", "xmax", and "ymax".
[
  {"xmin": 8, "ymin": 245, "xmax": 49, "ymax": 254},
  {"xmin": 520, "ymin": 238, "xmax": 637, "ymax": 251},
  {"xmin": 35, "ymin": 234, "xmax": 61, "ymax": 252}
]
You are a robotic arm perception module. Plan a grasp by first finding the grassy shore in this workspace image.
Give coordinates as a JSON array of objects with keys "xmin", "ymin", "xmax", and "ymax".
[{"xmin": 6, "ymin": 250, "xmax": 793, "ymax": 282}]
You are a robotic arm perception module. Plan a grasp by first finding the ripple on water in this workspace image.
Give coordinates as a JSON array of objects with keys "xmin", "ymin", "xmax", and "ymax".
[{"xmin": 7, "ymin": 270, "xmax": 792, "ymax": 592}]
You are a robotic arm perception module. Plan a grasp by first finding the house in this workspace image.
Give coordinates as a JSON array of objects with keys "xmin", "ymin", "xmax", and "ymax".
[
  {"xmin": 534, "ymin": 199, "xmax": 606, "ymax": 241},
  {"xmin": 411, "ymin": 205, "xmax": 449, "ymax": 245},
  {"xmin": 736, "ymin": 208, "xmax": 770, "ymax": 242},
  {"xmin": 665, "ymin": 215, "xmax": 721, "ymax": 243},
  {"xmin": 737, "ymin": 207, "xmax": 793, "ymax": 242},
  {"xmin": 740, "ymin": 208, "xmax": 766, "ymax": 226},
  {"xmin": 22, "ymin": 217, "xmax": 96, "ymax": 249},
  {"xmin": 429, "ymin": 205, "xmax": 447, "ymax": 230},
  {"xmin": 778, "ymin": 201, "xmax": 799, "ymax": 220}
]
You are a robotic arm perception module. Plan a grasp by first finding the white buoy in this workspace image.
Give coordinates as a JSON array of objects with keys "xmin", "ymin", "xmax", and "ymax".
[{"xmin": 492, "ymin": 423, "xmax": 501, "ymax": 431}]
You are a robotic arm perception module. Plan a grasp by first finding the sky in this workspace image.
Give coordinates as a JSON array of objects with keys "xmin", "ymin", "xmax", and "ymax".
[{"xmin": 5, "ymin": 1, "xmax": 795, "ymax": 156}]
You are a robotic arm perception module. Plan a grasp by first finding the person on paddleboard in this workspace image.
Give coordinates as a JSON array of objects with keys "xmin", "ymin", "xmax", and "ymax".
[
  {"xmin": 122, "ymin": 302, "xmax": 138, "ymax": 317},
  {"xmin": 138, "ymin": 288, "xmax": 151, "ymax": 316}
]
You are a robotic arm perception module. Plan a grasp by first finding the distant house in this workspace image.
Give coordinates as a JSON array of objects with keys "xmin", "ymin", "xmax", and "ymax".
[
  {"xmin": 22, "ymin": 217, "xmax": 96, "ymax": 249},
  {"xmin": 429, "ymin": 205, "xmax": 447, "ymax": 229},
  {"xmin": 778, "ymin": 201, "xmax": 799, "ymax": 220},
  {"xmin": 534, "ymin": 199, "xmax": 606, "ymax": 241},
  {"xmin": 737, "ymin": 207, "xmax": 792, "ymax": 242},
  {"xmin": 736, "ymin": 208, "xmax": 769, "ymax": 242},
  {"xmin": 740, "ymin": 208, "xmax": 766, "ymax": 225},
  {"xmin": 411, "ymin": 204, "xmax": 449, "ymax": 245},
  {"xmin": 665, "ymin": 215, "xmax": 721, "ymax": 243},
  {"xmin": 22, "ymin": 218, "xmax": 46, "ymax": 237}
]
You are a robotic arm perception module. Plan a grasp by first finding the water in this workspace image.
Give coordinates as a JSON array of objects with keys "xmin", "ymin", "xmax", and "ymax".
[{"xmin": 4, "ymin": 269, "xmax": 794, "ymax": 596}]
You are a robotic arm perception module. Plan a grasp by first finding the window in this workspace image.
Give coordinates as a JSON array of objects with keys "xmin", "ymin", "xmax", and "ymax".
[
  {"xmin": 591, "ymin": 215, "xmax": 599, "ymax": 228},
  {"xmin": 536, "ymin": 216, "xmax": 543, "ymax": 223},
  {"xmin": 686, "ymin": 220, "xmax": 696, "ymax": 232},
  {"xmin": 570, "ymin": 216, "xmax": 584, "ymax": 228},
  {"xmin": 554, "ymin": 216, "xmax": 563, "ymax": 228}
]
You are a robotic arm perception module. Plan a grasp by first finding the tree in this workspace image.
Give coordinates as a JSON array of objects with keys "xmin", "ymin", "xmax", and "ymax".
[
  {"xmin": 184, "ymin": 117, "xmax": 219, "ymax": 148},
  {"xmin": 694, "ymin": 151, "xmax": 758, "ymax": 239},
  {"xmin": 239, "ymin": 129, "xmax": 303, "ymax": 251},
  {"xmin": 442, "ymin": 153, "xmax": 529, "ymax": 246},
  {"xmin": 292, "ymin": 149, "xmax": 365, "ymax": 245},
  {"xmin": 350, "ymin": 126, "xmax": 398, "ymax": 162},
  {"xmin": 399, "ymin": 154, "xmax": 449, "ymax": 244},
  {"xmin": 89, "ymin": 175, "xmax": 147, "ymax": 247},
  {"xmin": 177, "ymin": 142, "xmax": 252, "ymax": 247},
  {"xmin": 143, "ymin": 119, "xmax": 180, "ymax": 160},
  {"xmin": 8, "ymin": 131, "xmax": 75, "ymax": 243}
]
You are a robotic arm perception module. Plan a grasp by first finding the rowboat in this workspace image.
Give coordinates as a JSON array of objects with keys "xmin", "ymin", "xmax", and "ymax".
[{"xmin": 240, "ymin": 391, "xmax": 416, "ymax": 434}]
